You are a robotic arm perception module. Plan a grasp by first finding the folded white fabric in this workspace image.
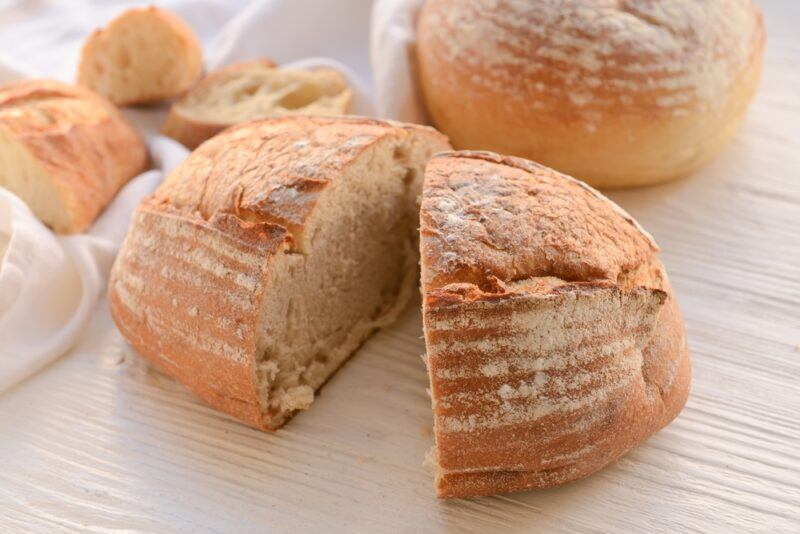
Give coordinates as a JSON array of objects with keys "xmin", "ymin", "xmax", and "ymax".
[
  {"xmin": 0, "ymin": 0, "xmax": 383, "ymax": 392},
  {"xmin": 371, "ymin": 0, "xmax": 428, "ymax": 123},
  {"xmin": 0, "ymin": 138, "xmax": 184, "ymax": 391}
]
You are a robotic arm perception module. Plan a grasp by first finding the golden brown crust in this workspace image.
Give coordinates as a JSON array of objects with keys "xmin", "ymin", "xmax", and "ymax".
[
  {"xmin": 420, "ymin": 151, "xmax": 690, "ymax": 498},
  {"xmin": 162, "ymin": 60, "xmax": 353, "ymax": 150},
  {"xmin": 109, "ymin": 116, "xmax": 448, "ymax": 430},
  {"xmin": 421, "ymin": 150, "xmax": 658, "ymax": 294},
  {"xmin": 417, "ymin": 0, "xmax": 765, "ymax": 187},
  {"xmin": 155, "ymin": 116, "xmax": 444, "ymax": 239},
  {"xmin": 0, "ymin": 79, "xmax": 148, "ymax": 233},
  {"xmin": 109, "ymin": 197, "xmax": 291, "ymax": 428},
  {"xmin": 78, "ymin": 6, "xmax": 203, "ymax": 106}
]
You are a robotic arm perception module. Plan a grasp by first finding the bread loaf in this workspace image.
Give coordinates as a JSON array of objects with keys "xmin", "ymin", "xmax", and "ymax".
[
  {"xmin": 0, "ymin": 80, "xmax": 147, "ymax": 233},
  {"xmin": 109, "ymin": 116, "xmax": 450, "ymax": 430},
  {"xmin": 417, "ymin": 0, "xmax": 765, "ymax": 187},
  {"xmin": 78, "ymin": 6, "xmax": 203, "ymax": 105},
  {"xmin": 163, "ymin": 60, "xmax": 353, "ymax": 149},
  {"xmin": 420, "ymin": 151, "xmax": 691, "ymax": 498}
]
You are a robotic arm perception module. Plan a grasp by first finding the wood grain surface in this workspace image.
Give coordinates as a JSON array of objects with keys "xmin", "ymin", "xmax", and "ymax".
[{"xmin": 1, "ymin": 2, "xmax": 799, "ymax": 532}]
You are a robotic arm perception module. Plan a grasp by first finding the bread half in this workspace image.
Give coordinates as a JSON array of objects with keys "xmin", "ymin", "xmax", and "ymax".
[
  {"xmin": 163, "ymin": 60, "xmax": 353, "ymax": 149},
  {"xmin": 78, "ymin": 6, "xmax": 203, "ymax": 105},
  {"xmin": 420, "ymin": 151, "xmax": 691, "ymax": 498},
  {"xmin": 0, "ymin": 80, "xmax": 147, "ymax": 233},
  {"xmin": 109, "ymin": 116, "xmax": 450, "ymax": 430}
]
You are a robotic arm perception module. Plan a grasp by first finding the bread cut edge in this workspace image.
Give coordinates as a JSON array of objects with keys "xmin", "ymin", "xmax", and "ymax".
[
  {"xmin": 250, "ymin": 126, "xmax": 448, "ymax": 428},
  {"xmin": 109, "ymin": 119, "xmax": 451, "ymax": 430},
  {"xmin": 0, "ymin": 126, "xmax": 75, "ymax": 232}
]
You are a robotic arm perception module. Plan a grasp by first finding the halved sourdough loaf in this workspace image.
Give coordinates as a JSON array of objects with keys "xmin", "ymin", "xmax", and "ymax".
[
  {"xmin": 0, "ymin": 80, "xmax": 147, "ymax": 233},
  {"xmin": 163, "ymin": 60, "xmax": 353, "ymax": 149},
  {"xmin": 109, "ymin": 116, "xmax": 450, "ymax": 430},
  {"xmin": 420, "ymin": 151, "xmax": 691, "ymax": 498}
]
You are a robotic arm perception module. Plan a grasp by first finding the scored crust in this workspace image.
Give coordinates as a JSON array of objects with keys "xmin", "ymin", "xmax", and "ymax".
[
  {"xmin": 420, "ymin": 151, "xmax": 691, "ymax": 498},
  {"xmin": 109, "ymin": 115, "xmax": 449, "ymax": 430},
  {"xmin": 0, "ymin": 79, "xmax": 148, "ymax": 233}
]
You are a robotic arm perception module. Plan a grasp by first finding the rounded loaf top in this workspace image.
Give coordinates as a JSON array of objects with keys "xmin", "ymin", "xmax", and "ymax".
[
  {"xmin": 155, "ymin": 115, "xmax": 448, "ymax": 235},
  {"xmin": 417, "ymin": 0, "xmax": 766, "ymax": 187},
  {"xmin": 420, "ymin": 150, "xmax": 659, "ymax": 295},
  {"xmin": 0, "ymin": 79, "xmax": 118, "ymax": 134}
]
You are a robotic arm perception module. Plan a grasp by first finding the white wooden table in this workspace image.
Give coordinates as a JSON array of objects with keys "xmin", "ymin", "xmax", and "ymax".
[{"xmin": 2, "ymin": 2, "xmax": 799, "ymax": 532}]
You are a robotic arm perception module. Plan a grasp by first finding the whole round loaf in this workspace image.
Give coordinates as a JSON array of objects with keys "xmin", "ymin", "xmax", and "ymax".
[{"xmin": 417, "ymin": 0, "xmax": 765, "ymax": 187}]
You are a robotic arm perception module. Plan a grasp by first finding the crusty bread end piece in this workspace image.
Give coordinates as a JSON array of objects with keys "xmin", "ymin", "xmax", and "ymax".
[
  {"xmin": 109, "ymin": 116, "xmax": 451, "ymax": 429},
  {"xmin": 420, "ymin": 151, "xmax": 691, "ymax": 498},
  {"xmin": 0, "ymin": 80, "xmax": 148, "ymax": 233},
  {"xmin": 163, "ymin": 60, "xmax": 353, "ymax": 149},
  {"xmin": 78, "ymin": 6, "xmax": 203, "ymax": 106}
]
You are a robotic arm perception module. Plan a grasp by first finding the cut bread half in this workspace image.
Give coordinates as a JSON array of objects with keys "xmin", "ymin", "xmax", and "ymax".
[
  {"xmin": 162, "ymin": 60, "xmax": 352, "ymax": 149},
  {"xmin": 420, "ymin": 151, "xmax": 691, "ymax": 498},
  {"xmin": 78, "ymin": 6, "xmax": 203, "ymax": 106},
  {"xmin": 109, "ymin": 116, "xmax": 451, "ymax": 429},
  {"xmin": 0, "ymin": 80, "xmax": 147, "ymax": 233}
]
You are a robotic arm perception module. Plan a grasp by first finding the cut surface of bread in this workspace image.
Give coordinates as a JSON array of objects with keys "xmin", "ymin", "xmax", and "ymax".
[
  {"xmin": 420, "ymin": 151, "xmax": 691, "ymax": 498},
  {"xmin": 0, "ymin": 80, "xmax": 148, "ymax": 233},
  {"xmin": 163, "ymin": 60, "xmax": 353, "ymax": 149},
  {"xmin": 109, "ymin": 116, "xmax": 450, "ymax": 429},
  {"xmin": 78, "ymin": 6, "xmax": 203, "ymax": 105}
]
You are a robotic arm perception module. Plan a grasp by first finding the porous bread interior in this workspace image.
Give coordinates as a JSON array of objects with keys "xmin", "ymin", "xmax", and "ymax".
[
  {"xmin": 0, "ymin": 126, "xmax": 73, "ymax": 233},
  {"xmin": 254, "ymin": 135, "xmax": 435, "ymax": 428},
  {"xmin": 81, "ymin": 10, "xmax": 197, "ymax": 104},
  {"xmin": 178, "ymin": 67, "xmax": 351, "ymax": 122}
]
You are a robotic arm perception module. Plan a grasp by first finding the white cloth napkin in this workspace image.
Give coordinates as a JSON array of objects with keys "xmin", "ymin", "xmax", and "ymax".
[
  {"xmin": 371, "ymin": 0, "xmax": 428, "ymax": 123},
  {"xmin": 0, "ymin": 0, "xmax": 403, "ymax": 391},
  {"xmin": 0, "ymin": 141, "xmax": 179, "ymax": 391}
]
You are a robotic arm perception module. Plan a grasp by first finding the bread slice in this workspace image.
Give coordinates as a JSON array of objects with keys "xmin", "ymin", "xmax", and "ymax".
[
  {"xmin": 109, "ymin": 116, "xmax": 450, "ymax": 429},
  {"xmin": 0, "ymin": 80, "xmax": 148, "ymax": 233},
  {"xmin": 78, "ymin": 6, "xmax": 203, "ymax": 105},
  {"xmin": 420, "ymin": 151, "xmax": 691, "ymax": 498},
  {"xmin": 162, "ymin": 60, "xmax": 353, "ymax": 149}
]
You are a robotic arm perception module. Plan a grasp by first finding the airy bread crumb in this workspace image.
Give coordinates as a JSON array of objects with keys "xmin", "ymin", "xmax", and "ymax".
[
  {"xmin": 163, "ymin": 60, "xmax": 352, "ymax": 149},
  {"xmin": 78, "ymin": 6, "xmax": 203, "ymax": 105}
]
